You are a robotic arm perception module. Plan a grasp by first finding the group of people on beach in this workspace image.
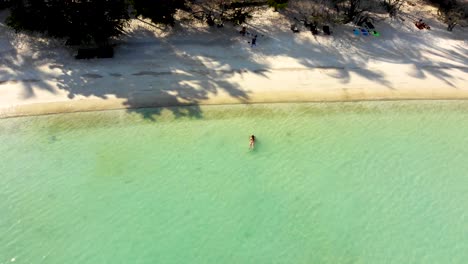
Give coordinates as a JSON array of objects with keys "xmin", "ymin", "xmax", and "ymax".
[{"xmin": 240, "ymin": 26, "xmax": 258, "ymax": 47}]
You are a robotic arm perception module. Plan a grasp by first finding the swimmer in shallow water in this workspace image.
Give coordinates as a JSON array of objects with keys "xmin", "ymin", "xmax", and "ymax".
[{"xmin": 249, "ymin": 135, "xmax": 255, "ymax": 149}]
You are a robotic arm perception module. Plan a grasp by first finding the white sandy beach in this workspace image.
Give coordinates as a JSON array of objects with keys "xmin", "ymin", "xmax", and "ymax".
[{"xmin": 0, "ymin": 4, "xmax": 467, "ymax": 118}]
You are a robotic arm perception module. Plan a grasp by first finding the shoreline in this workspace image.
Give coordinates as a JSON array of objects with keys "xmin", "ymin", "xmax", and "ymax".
[
  {"xmin": 3, "ymin": 88, "xmax": 468, "ymax": 119},
  {"xmin": 1, "ymin": 8, "xmax": 467, "ymax": 119}
]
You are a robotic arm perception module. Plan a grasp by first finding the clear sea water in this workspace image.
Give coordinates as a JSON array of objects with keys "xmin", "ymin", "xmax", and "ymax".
[{"xmin": 1, "ymin": 101, "xmax": 467, "ymax": 264}]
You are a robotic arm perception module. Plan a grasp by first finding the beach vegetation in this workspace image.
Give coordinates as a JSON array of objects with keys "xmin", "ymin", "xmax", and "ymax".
[
  {"xmin": 334, "ymin": 0, "xmax": 366, "ymax": 23},
  {"xmin": 438, "ymin": 6, "xmax": 466, "ymax": 31},
  {"xmin": 286, "ymin": 0, "xmax": 336, "ymax": 25},
  {"xmin": 6, "ymin": 0, "xmax": 129, "ymax": 45},
  {"xmin": 223, "ymin": 5, "xmax": 255, "ymax": 25},
  {"xmin": 130, "ymin": 0, "xmax": 192, "ymax": 26},
  {"xmin": 267, "ymin": 0, "xmax": 289, "ymax": 11},
  {"xmin": 268, "ymin": 0, "xmax": 391, "ymax": 28},
  {"xmin": 430, "ymin": 0, "xmax": 468, "ymax": 31},
  {"xmin": 0, "ymin": 0, "xmax": 11, "ymax": 9},
  {"xmin": 189, "ymin": 0, "xmax": 263, "ymax": 25},
  {"xmin": 381, "ymin": 0, "xmax": 404, "ymax": 17}
]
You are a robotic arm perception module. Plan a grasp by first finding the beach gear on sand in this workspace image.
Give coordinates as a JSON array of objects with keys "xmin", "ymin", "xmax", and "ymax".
[
  {"xmin": 364, "ymin": 21, "xmax": 375, "ymax": 30},
  {"xmin": 360, "ymin": 28, "xmax": 369, "ymax": 36},
  {"xmin": 364, "ymin": 21, "xmax": 380, "ymax": 36},
  {"xmin": 354, "ymin": 28, "xmax": 379, "ymax": 37},
  {"xmin": 415, "ymin": 20, "xmax": 431, "ymax": 30}
]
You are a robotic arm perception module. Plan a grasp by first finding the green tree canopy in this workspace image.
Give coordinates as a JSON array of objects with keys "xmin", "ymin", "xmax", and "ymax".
[
  {"xmin": 7, "ymin": 0, "xmax": 129, "ymax": 45},
  {"xmin": 267, "ymin": 0, "xmax": 289, "ymax": 11},
  {"xmin": 130, "ymin": 0, "xmax": 190, "ymax": 26}
]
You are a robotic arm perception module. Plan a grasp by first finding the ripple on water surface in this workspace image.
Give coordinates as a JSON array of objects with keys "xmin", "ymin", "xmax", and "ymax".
[{"xmin": 0, "ymin": 101, "xmax": 467, "ymax": 264}]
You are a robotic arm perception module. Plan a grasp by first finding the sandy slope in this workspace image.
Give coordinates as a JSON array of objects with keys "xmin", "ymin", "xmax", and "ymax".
[{"xmin": 0, "ymin": 7, "xmax": 467, "ymax": 118}]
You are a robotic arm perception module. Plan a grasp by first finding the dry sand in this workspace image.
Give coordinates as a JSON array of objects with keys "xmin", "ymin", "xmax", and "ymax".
[{"xmin": 0, "ymin": 7, "xmax": 467, "ymax": 118}]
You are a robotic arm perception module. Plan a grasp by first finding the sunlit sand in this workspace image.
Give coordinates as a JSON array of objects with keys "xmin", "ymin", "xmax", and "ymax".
[{"xmin": 0, "ymin": 6, "xmax": 467, "ymax": 118}]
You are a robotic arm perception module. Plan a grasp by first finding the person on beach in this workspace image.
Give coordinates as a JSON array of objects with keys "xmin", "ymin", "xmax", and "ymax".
[
  {"xmin": 249, "ymin": 135, "xmax": 255, "ymax": 149},
  {"xmin": 415, "ymin": 19, "xmax": 430, "ymax": 30},
  {"xmin": 240, "ymin": 26, "xmax": 247, "ymax": 36},
  {"xmin": 251, "ymin": 35, "xmax": 257, "ymax": 47}
]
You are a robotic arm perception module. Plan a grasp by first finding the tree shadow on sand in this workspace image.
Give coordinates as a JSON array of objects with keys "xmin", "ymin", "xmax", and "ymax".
[
  {"xmin": 51, "ymin": 25, "xmax": 264, "ymax": 120},
  {"xmin": 1, "ymin": 8, "xmax": 467, "ymax": 121},
  {"xmin": 0, "ymin": 21, "xmax": 270, "ymax": 121},
  {"xmin": 244, "ymin": 8, "xmax": 467, "ymax": 89}
]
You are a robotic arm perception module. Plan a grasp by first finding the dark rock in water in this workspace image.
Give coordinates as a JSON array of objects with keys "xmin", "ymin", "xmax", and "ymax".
[{"xmin": 49, "ymin": 135, "xmax": 57, "ymax": 143}]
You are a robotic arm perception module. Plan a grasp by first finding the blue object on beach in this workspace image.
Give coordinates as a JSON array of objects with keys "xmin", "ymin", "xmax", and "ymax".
[
  {"xmin": 360, "ymin": 28, "xmax": 369, "ymax": 36},
  {"xmin": 353, "ymin": 29, "xmax": 360, "ymax": 36}
]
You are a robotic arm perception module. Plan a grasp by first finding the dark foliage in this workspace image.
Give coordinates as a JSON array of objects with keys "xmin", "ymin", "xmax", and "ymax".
[
  {"xmin": 221, "ymin": 0, "xmax": 265, "ymax": 25},
  {"xmin": 130, "ymin": 0, "xmax": 191, "ymax": 26},
  {"xmin": 222, "ymin": 0, "xmax": 266, "ymax": 9},
  {"xmin": 381, "ymin": 0, "xmax": 404, "ymax": 17},
  {"xmin": 427, "ymin": 0, "xmax": 458, "ymax": 12},
  {"xmin": 426, "ymin": 0, "xmax": 467, "ymax": 31},
  {"xmin": 6, "ymin": 0, "xmax": 129, "ymax": 45},
  {"xmin": 333, "ymin": 0, "xmax": 366, "ymax": 24},
  {"xmin": 0, "ymin": 0, "xmax": 11, "ymax": 9},
  {"xmin": 191, "ymin": 0, "xmax": 268, "ymax": 26},
  {"xmin": 225, "ymin": 8, "xmax": 253, "ymax": 24},
  {"xmin": 267, "ymin": 0, "xmax": 288, "ymax": 11}
]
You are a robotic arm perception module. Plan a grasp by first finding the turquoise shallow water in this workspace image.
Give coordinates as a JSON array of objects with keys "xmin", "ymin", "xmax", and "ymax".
[{"xmin": 1, "ymin": 101, "xmax": 468, "ymax": 264}]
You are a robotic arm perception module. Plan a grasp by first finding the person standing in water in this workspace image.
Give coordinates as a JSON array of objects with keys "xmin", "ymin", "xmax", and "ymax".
[{"xmin": 249, "ymin": 135, "xmax": 255, "ymax": 149}]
